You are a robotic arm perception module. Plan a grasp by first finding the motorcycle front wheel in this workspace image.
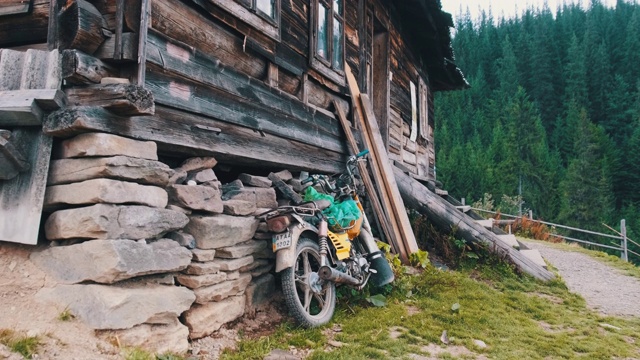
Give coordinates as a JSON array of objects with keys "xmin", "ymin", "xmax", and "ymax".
[{"xmin": 281, "ymin": 237, "xmax": 336, "ymax": 328}]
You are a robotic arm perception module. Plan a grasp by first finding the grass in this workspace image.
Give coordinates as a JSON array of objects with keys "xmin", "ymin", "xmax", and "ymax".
[
  {"xmin": 0, "ymin": 329, "xmax": 40, "ymax": 359},
  {"xmin": 122, "ymin": 347, "xmax": 187, "ymax": 360},
  {"xmin": 519, "ymin": 238, "xmax": 640, "ymax": 280},
  {"xmin": 57, "ymin": 308, "xmax": 75, "ymax": 322},
  {"xmin": 219, "ymin": 261, "xmax": 640, "ymax": 360}
]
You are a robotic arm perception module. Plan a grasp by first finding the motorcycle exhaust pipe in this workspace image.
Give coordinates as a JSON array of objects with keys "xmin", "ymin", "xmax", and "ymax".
[{"xmin": 318, "ymin": 266, "xmax": 362, "ymax": 287}]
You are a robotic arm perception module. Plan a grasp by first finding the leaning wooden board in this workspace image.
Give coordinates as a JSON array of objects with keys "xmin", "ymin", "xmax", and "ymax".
[
  {"xmin": 344, "ymin": 63, "xmax": 411, "ymax": 261},
  {"xmin": 0, "ymin": 128, "xmax": 52, "ymax": 244},
  {"xmin": 360, "ymin": 94, "xmax": 419, "ymax": 254},
  {"xmin": 333, "ymin": 100, "xmax": 400, "ymax": 260}
]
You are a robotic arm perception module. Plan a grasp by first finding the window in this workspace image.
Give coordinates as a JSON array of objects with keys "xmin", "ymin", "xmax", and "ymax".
[
  {"xmin": 237, "ymin": 0, "xmax": 277, "ymax": 22},
  {"xmin": 210, "ymin": 0, "xmax": 281, "ymax": 40},
  {"xmin": 311, "ymin": 0, "xmax": 345, "ymax": 85}
]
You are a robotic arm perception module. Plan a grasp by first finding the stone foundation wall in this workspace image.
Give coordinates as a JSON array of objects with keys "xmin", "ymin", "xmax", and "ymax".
[{"xmin": 31, "ymin": 132, "xmax": 302, "ymax": 353}]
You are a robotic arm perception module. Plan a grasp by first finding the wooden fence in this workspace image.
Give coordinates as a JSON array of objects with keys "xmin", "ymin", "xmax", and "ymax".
[{"xmin": 470, "ymin": 207, "xmax": 640, "ymax": 263}]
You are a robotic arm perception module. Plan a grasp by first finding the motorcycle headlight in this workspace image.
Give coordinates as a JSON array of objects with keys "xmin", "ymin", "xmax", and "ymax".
[{"xmin": 266, "ymin": 215, "xmax": 291, "ymax": 233}]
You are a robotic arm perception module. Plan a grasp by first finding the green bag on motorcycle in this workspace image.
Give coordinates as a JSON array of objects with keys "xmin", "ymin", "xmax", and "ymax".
[{"xmin": 303, "ymin": 187, "xmax": 361, "ymax": 230}]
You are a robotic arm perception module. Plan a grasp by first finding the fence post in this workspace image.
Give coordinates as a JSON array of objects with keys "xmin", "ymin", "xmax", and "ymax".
[
  {"xmin": 461, "ymin": 198, "xmax": 465, "ymax": 206},
  {"xmin": 528, "ymin": 210, "xmax": 533, "ymax": 219},
  {"xmin": 621, "ymin": 219, "xmax": 628, "ymax": 262}
]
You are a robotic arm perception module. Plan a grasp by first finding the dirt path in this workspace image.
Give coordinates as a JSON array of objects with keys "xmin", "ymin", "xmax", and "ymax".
[{"xmin": 523, "ymin": 241, "xmax": 640, "ymax": 317}]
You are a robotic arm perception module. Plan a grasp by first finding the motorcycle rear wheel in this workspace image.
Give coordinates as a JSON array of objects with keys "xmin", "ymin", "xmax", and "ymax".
[{"xmin": 281, "ymin": 237, "xmax": 336, "ymax": 327}]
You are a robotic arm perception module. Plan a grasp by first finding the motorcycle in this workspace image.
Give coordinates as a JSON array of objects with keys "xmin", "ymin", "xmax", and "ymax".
[{"xmin": 260, "ymin": 150, "xmax": 395, "ymax": 327}]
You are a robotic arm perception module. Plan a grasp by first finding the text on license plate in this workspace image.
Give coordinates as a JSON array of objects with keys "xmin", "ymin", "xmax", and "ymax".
[{"xmin": 272, "ymin": 232, "xmax": 292, "ymax": 251}]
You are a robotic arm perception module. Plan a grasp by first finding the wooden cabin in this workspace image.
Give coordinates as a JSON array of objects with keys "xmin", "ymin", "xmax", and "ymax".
[{"xmin": 0, "ymin": 0, "xmax": 466, "ymax": 245}]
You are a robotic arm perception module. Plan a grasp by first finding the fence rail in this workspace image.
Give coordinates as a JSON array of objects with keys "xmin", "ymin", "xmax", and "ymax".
[{"xmin": 469, "ymin": 207, "xmax": 638, "ymax": 262}]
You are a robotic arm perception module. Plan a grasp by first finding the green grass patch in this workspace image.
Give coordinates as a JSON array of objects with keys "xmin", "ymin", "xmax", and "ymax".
[
  {"xmin": 520, "ymin": 238, "xmax": 640, "ymax": 280},
  {"xmin": 221, "ymin": 264, "xmax": 640, "ymax": 360},
  {"xmin": 0, "ymin": 329, "xmax": 40, "ymax": 359}
]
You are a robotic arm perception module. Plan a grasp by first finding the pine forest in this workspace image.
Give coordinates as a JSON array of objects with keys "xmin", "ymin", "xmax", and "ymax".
[{"xmin": 435, "ymin": 0, "xmax": 640, "ymax": 256}]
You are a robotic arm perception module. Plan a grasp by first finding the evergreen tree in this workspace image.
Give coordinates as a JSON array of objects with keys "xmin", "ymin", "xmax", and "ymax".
[{"xmin": 558, "ymin": 111, "xmax": 614, "ymax": 230}]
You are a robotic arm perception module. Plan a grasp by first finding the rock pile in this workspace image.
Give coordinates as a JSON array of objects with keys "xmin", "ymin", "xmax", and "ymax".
[{"xmin": 33, "ymin": 131, "xmax": 308, "ymax": 354}]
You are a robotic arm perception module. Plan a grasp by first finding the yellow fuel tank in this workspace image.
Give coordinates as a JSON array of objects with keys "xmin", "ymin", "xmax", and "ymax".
[{"xmin": 327, "ymin": 231, "xmax": 351, "ymax": 260}]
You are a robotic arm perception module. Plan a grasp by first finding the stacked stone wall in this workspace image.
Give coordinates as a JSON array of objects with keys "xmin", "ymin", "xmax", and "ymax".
[{"xmin": 31, "ymin": 131, "xmax": 309, "ymax": 354}]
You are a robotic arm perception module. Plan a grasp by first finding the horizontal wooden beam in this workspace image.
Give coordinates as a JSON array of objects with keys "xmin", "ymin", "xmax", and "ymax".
[
  {"xmin": 146, "ymin": 66, "xmax": 344, "ymax": 154},
  {"xmin": 58, "ymin": 0, "xmax": 109, "ymax": 54},
  {"xmin": 145, "ymin": 31, "xmax": 340, "ymax": 138},
  {"xmin": 0, "ymin": 89, "xmax": 67, "ymax": 126},
  {"xmin": 66, "ymin": 84, "xmax": 154, "ymax": 115},
  {"xmin": 0, "ymin": 0, "xmax": 48, "ymax": 46},
  {"xmin": 61, "ymin": 49, "xmax": 119, "ymax": 85},
  {"xmin": 43, "ymin": 105, "xmax": 345, "ymax": 173}
]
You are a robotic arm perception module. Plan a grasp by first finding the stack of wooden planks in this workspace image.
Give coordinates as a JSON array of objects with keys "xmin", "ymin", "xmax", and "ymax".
[{"xmin": 338, "ymin": 64, "xmax": 419, "ymax": 263}]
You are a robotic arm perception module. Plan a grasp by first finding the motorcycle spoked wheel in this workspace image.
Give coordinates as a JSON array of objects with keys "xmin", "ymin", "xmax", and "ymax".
[{"xmin": 281, "ymin": 237, "xmax": 336, "ymax": 328}]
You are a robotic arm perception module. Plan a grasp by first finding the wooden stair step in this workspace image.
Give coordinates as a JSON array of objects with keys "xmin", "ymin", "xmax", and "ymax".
[
  {"xmin": 495, "ymin": 234, "xmax": 520, "ymax": 249},
  {"xmin": 475, "ymin": 219, "xmax": 494, "ymax": 229},
  {"xmin": 519, "ymin": 249, "xmax": 547, "ymax": 269}
]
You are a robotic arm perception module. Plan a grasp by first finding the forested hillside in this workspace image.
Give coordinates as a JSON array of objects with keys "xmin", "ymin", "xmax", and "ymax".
[{"xmin": 435, "ymin": 0, "xmax": 640, "ymax": 244}]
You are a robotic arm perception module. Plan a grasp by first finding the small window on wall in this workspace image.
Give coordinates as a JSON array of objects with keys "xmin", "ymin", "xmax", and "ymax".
[
  {"xmin": 237, "ymin": 0, "xmax": 277, "ymax": 21},
  {"xmin": 418, "ymin": 77, "xmax": 429, "ymax": 141},
  {"xmin": 311, "ymin": 0, "xmax": 345, "ymax": 85},
  {"xmin": 210, "ymin": 0, "xmax": 281, "ymax": 40}
]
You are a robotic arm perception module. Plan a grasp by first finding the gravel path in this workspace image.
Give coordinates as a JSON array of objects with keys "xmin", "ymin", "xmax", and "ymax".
[{"xmin": 523, "ymin": 241, "xmax": 640, "ymax": 317}]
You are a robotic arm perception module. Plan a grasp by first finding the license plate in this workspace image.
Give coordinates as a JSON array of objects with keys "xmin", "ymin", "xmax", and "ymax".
[{"xmin": 272, "ymin": 232, "xmax": 292, "ymax": 251}]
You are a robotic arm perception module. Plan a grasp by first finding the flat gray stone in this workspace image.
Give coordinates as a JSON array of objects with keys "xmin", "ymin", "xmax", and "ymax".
[
  {"xmin": 165, "ymin": 231, "xmax": 196, "ymax": 249},
  {"xmin": 184, "ymin": 261, "xmax": 220, "ymax": 275},
  {"xmin": 223, "ymin": 199, "xmax": 257, "ymax": 216},
  {"xmin": 167, "ymin": 184, "xmax": 223, "ymax": 213},
  {"xmin": 224, "ymin": 270, "xmax": 240, "ymax": 280},
  {"xmin": 185, "ymin": 215, "xmax": 260, "ymax": 249},
  {"xmin": 274, "ymin": 169, "xmax": 293, "ymax": 182},
  {"xmin": 193, "ymin": 273, "xmax": 252, "ymax": 304},
  {"xmin": 245, "ymin": 274, "xmax": 275, "ymax": 313},
  {"xmin": 223, "ymin": 187, "xmax": 277, "ymax": 209},
  {"xmin": 166, "ymin": 205, "xmax": 192, "ymax": 214},
  {"xmin": 289, "ymin": 178, "xmax": 311, "ymax": 192},
  {"xmin": 57, "ymin": 133, "xmax": 158, "ymax": 160},
  {"xmin": 191, "ymin": 248, "xmax": 216, "ymax": 262},
  {"xmin": 31, "ymin": 239, "xmax": 191, "ymax": 284},
  {"xmin": 212, "ymin": 256, "xmax": 254, "ymax": 271},
  {"xmin": 176, "ymin": 272, "xmax": 227, "ymax": 289},
  {"xmin": 97, "ymin": 317, "xmax": 189, "ymax": 355},
  {"xmin": 250, "ymin": 264, "xmax": 273, "ymax": 278},
  {"xmin": 36, "ymin": 284, "xmax": 195, "ymax": 330},
  {"xmin": 217, "ymin": 241, "xmax": 267, "ymax": 259},
  {"xmin": 252, "ymin": 241, "xmax": 275, "ymax": 259},
  {"xmin": 186, "ymin": 169, "xmax": 217, "ymax": 183},
  {"xmin": 175, "ymin": 157, "xmax": 217, "ymax": 173},
  {"xmin": 45, "ymin": 178, "xmax": 168, "ymax": 209},
  {"xmin": 238, "ymin": 173, "xmax": 272, "ymax": 188},
  {"xmin": 44, "ymin": 204, "xmax": 189, "ymax": 241},
  {"xmin": 48, "ymin": 156, "xmax": 173, "ymax": 187},
  {"xmin": 264, "ymin": 349, "xmax": 300, "ymax": 360},
  {"xmin": 184, "ymin": 295, "xmax": 245, "ymax": 339},
  {"xmin": 239, "ymin": 259, "xmax": 270, "ymax": 273}
]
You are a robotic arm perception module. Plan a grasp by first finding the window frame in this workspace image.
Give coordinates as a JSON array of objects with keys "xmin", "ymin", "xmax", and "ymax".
[
  {"xmin": 210, "ymin": 0, "xmax": 281, "ymax": 41},
  {"xmin": 310, "ymin": 0, "xmax": 346, "ymax": 86}
]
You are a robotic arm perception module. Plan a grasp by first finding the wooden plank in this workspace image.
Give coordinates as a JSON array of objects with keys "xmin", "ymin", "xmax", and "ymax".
[
  {"xmin": 0, "ymin": 129, "xmax": 30, "ymax": 180},
  {"xmin": 61, "ymin": 49, "xmax": 119, "ymax": 85},
  {"xmin": 393, "ymin": 166, "xmax": 555, "ymax": 281},
  {"xmin": 0, "ymin": 49, "xmax": 25, "ymax": 90},
  {"xmin": 334, "ymin": 100, "xmax": 397, "ymax": 255},
  {"xmin": 145, "ymin": 30, "xmax": 338, "ymax": 137},
  {"xmin": 0, "ymin": 128, "xmax": 52, "ymax": 245},
  {"xmin": 114, "ymin": 0, "xmax": 124, "ymax": 59},
  {"xmin": 0, "ymin": 0, "xmax": 31, "ymax": 16},
  {"xmin": 345, "ymin": 64, "xmax": 409, "ymax": 262},
  {"xmin": 135, "ymin": 0, "xmax": 149, "ymax": 84},
  {"xmin": 145, "ymin": 66, "xmax": 344, "ymax": 154},
  {"xmin": 58, "ymin": 0, "xmax": 108, "ymax": 55},
  {"xmin": 43, "ymin": 105, "xmax": 346, "ymax": 173},
  {"xmin": 65, "ymin": 84, "xmax": 154, "ymax": 115},
  {"xmin": 0, "ymin": 0, "xmax": 48, "ymax": 47},
  {"xmin": 0, "ymin": 89, "xmax": 66, "ymax": 126},
  {"xmin": 402, "ymin": 149, "xmax": 417, "ymax": 166},
  {"xmin": 94, "ymin": 32, "xmax": 138, "ymax": 61},
  {"xmin": 360, "ymin": 93, "xmax": 419, "ymax": 254}
]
